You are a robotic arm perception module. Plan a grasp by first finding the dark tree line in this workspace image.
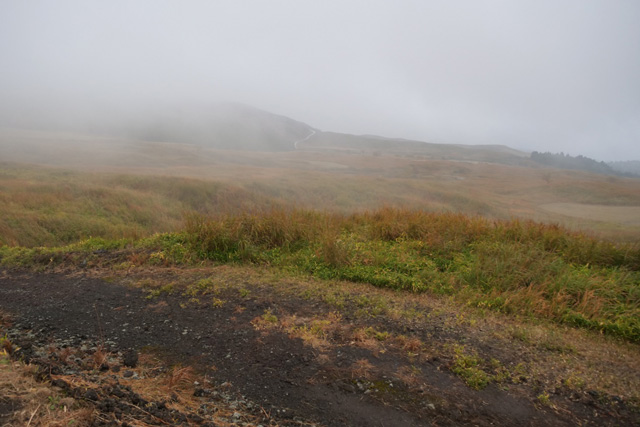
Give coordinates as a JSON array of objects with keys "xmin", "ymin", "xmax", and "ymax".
[
  {"xmin": 530, "ymin": 151, "xmax": 637, "ymax": 177},
  {"xmin": 608, "ymin": 160, "xmax": 640, "ymax": 176}
]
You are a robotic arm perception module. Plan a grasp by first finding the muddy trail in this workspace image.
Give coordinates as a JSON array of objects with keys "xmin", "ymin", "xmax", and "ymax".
[{"xmin": 0, "ymin": 267, "xmax": 637, "ymax": 426}]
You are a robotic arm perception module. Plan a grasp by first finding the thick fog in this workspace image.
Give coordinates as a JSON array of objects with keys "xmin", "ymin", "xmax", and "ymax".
[{"xmin": 1, "ymin": 1, "xmax": 639, "ymax": 161}]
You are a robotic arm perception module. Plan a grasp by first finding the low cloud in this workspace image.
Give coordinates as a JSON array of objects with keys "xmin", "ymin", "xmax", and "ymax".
[{"xmin": 1, "ymin": 1, "xmax": 638, "ymax": 161}]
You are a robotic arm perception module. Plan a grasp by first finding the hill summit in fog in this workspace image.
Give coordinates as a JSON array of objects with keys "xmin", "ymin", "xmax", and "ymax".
[
  {"xmin": 91, "ymin": 103, "xmax": 316, "ymax": 152},
  {"xmin": 3, "ymin": 101, "xmax": 530, "ymax": 162}
]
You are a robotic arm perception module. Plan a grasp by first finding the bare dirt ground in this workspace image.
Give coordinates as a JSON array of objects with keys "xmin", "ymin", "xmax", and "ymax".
[{"xmin": 1, "ymin": 265, "xmax": 638, "ymax": 426}]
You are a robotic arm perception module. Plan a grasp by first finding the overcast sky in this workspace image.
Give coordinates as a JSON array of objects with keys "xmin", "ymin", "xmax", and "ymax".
[{"xmin": 1, "ymin": 1, "xmax": 639, "ymax": 161}]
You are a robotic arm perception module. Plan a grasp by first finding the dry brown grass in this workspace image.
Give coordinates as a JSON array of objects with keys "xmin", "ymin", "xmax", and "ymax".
[
  {"xmin": 0, "ymin": 312, "xmax": 95, "ymax": 425},
  {"xmin": 350, "ymin": 358, "xmax": 375, "ymax": 379},
  {"xmin": 165, "ymin": 365, "xmax": 197, "ymax": 391},
  {"xmin": 0, "ymin": 355, "xmax": 95, "ymax": 426},
  {"xmin": 285, "ymin": 312, "xmax": 343, "ymax": 351},
  {"xmin": 3, "ymin": 127, "xmax": 640, "ymax": 248},
  {"xmin": 90, "ymin": 345, "xmax": 108, "ymax": 369},
  {"xmin": 395, "ymin": 335, "xmax": 424, "ymax": 356},
  {"xmin": 349, "ymin": 328, "xmax": 384, "ymax": 356},
  {"xmin": 395, "ymin": 365, "xmax": 423, "ymax": 388}
]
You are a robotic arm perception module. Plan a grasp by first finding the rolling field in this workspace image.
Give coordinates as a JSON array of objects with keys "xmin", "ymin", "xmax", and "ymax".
[
  {"xmin": 1, "ymin": 128, "xmax": 639, "ymax": 341},
  {"xmin": 2, "ymin": 127, "xmax": 640, "ymax": 245},
  {"xmin": 1, "ymin": 128, "xmax": 640, "ymax": 425},
  {"xmin": 541, "ymin": 202, "xmax": 640, "ymax": 226}
]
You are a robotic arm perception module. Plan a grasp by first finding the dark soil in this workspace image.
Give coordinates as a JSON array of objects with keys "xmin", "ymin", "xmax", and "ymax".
[{"xmin": 1, "ymin": 268, "xmax": 637, "ymax": 426}]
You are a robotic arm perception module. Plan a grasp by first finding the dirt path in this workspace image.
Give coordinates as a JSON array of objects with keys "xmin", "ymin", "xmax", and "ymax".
[
  {"xmin": 294, "ymin": 129, "xmax": 316, "ymax": 150},
  {"xmin": 0, "ymin": 268, "xmax": 637, "ymax": 426}
]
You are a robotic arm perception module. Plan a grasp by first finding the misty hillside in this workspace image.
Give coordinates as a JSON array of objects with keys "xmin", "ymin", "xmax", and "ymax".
[
  {"xmin": 531, "ymin": 151, "xmax": 617, "ymax": 175},
  {"xmin": 300, "ymin": 131, "xmax": 530, "ymax": 165},
  {"xmin": 3, "ymin": 102, "xmax": 533, "ymax": 163},
  {"xmin": 85, "ymin": 103, "xmax": 531, "ymax": 164},
  {"xmin": 93, "ymin": 103, "xmax": 316, "ymax": 152},
  {"xmin": 0, "ymin": 103, "xmax": 316, "ymax": 152},
  {"xmin": 609, "ymin": 160, "xmax": 640, "ymax": 176}
]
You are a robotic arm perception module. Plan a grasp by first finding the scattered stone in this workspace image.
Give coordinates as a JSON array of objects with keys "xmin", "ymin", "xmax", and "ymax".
[
  {"xmin": 194, "ymin": 388, "xmax": 212, "ymax": 397},
  {"xmin": 110, "ymin": 386, "xmax": 125, "ymax": 398},
  {"xmin": 84, "ymin": 389, "xmax": 99, "ymax": 401},
  {"xmin": 130, "ymin": 393, "xmax": 147, "ymax": 406},
  {"xmin": 122, "ymin": 349, "xmax": 138, "ymax": 368},
  {"xmin": 188, "ymin": 413, "xmax": 205, "ymax": 423},
  {"xmin": 51, "ymin": 378, "xmax": 70, "ymax": 391}
]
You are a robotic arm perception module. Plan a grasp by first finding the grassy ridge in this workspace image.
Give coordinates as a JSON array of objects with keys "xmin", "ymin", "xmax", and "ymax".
[
  {"xmin": 0, "ymin": 163, "xmax": 497, "ymax": 247},
  {"xmin": 0, "ymin": 164, "xmax": 278, "ymax": 247},
  {"xmin": 3, "ymin": 158, "xmax": 640, "ymax": 247}
]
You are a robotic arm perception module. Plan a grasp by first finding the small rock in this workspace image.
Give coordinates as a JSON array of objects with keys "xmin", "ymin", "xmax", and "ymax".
[
  {"xmin": 194, "ymin": 388, "xmax": 210, "ymax": 397},
  {"xmin": 122, "ymin": 349, "xmax": 138, "ymax": 368},
  {"xmin": 51, "ymin": 378, "xmax": 70, "ymax": 391},
  {"xmin": 131, "ymin": 393, "xmax": 147, "ymax": 406},
  {"xmin": 111, "ymin": 387, "xmax": 125, "ymax": 398},
  {"xmin": 84, "ymin": 389, "xmax": 99, "ymax": 401},
  {"xmin": 123, "ymin": 370, "xmax": 134, "ymax": 378}
]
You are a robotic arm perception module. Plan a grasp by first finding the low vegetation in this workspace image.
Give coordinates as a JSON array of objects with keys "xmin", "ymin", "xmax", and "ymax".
[
  {"xmin": 182, "ymin": 207, "xmax": 640, "ymax": 342},
  {"xmin": 2, "ymin": 207, "xmax": 638, "ymax": 343},
  {"xmin": 0, "ymin": 163, "xmax": 278, "ymax": 247}
]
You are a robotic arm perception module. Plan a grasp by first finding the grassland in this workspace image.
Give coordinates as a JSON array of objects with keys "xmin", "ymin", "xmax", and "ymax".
[
  {"xmin": 1, "ymin": 207, "xmax": 638, "ymax": 343},
  {"xmin": 1, "ymin": 129, "xmax": 639, "ymax": 341},
  {"xmin": 2, "ymin": 127, "xmax": 640, "ymax": 246},
  {"xmin": 1, "ymin": 129, "xmax": 640, "ymax": 424},
  {"xmin": 0, "ymin": 162, "xmax": 278, "ymax": 247}
]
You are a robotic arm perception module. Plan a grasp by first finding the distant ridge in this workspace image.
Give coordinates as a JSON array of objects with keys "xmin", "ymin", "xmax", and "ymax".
[
  {"xmin": 2, "ymin": 101, "xmax": 532, "ymax": 162},
  {"xmin": 298, "ymin": 131, "xmax": 530, "ymax": 165},
  {"xmin": 103, "ymin": 103, "xmax": 315, "ymax": 152},
  {"xmin": 609, "ymin": 160, "xmax": 640, "ymax": 176}
]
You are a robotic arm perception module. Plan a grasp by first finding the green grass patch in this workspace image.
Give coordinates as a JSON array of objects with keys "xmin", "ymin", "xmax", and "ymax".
[{"xmin": 450, "ymin": 346, "xmax": 492, "ymax": 390}]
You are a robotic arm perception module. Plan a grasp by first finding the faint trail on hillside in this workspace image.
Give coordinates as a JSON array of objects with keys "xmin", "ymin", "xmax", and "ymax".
[{"xmin": 294, "ymin": 128, "xmax": 316, "ymax": 149}]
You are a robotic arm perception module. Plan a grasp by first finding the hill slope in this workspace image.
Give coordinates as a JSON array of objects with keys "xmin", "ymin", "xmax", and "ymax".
[
  {"xmin": 300, "ymin": 131, "xmax": 530, "ymax": 165},
  {"xmin": 0, "ymin": 103, "xmax": 315, "ymax": 152},
  {"xmin": 2, "ymin": 102, "xmax": 534, "ymax": 161},
  {"xmin": 95, "ymin": 103, "xmax": 316, "ymax": 152}
]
